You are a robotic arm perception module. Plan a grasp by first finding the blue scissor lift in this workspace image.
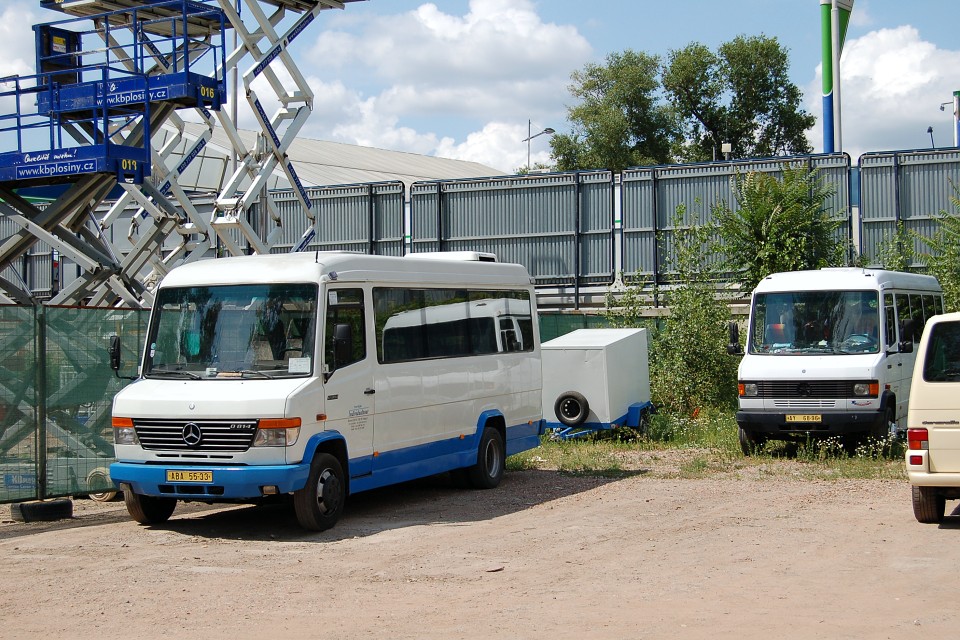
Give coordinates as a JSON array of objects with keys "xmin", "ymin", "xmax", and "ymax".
[{"xmin": 0, "ymin": 0, "xmax": 226, "ymax": 305}]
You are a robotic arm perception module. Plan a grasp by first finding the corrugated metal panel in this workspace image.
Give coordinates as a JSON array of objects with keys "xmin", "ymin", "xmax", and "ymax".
[
  {"xmin": 262, "ymin": 181, "xmax": 404, "ymax": 256},
  {"xmin": 622, "ymin": 154, "xmax": 850, "ymax": 282},
  {"xmin": 410, "ymin": 172, "xmax": 613, "ymax": 286},
  {"xmin": 859, "ymin": 150, "xmax": 960, "ymax": 266}
]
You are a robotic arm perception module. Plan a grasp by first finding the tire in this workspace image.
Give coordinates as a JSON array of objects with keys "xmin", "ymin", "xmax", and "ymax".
[
  {"xmin": 912, "ymin": 486, "xmax": 945, "ymax": 524},
  {"xmin": 10, "ymin": 499, "xmax": 73, "ymax": 522},
  {"xmin": 555, "ymin": 392, "xmax": 589, "ymax": 427},
  {"xmin": 86, "ymin": 468, "xmax": 119, "ymax": 503},
  {"xmin": 464, "ymin": 426, "xmax": 505, "ymax": 490},
  {"xmin": 293, "ymin": 452, "xmax": 346, "ymax": 531},
  {"xmin": 124, "ymin": 491, "xmax": 176, "ymax": 525},
  {"xmin": 738, "ymin": 426, "xmax": 765, "ymax": 456}
]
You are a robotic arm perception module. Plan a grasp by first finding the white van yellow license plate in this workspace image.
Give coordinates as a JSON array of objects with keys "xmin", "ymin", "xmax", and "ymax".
[
  {"xmin": 785, "ymin": 414, "xmax": 822, "ymax": 423},
  {"xmin": 166, "ymin": 470, "xmax": 213, "ymax": 483}
]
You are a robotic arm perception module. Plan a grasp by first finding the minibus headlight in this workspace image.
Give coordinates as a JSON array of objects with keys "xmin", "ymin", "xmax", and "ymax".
[
  {"xmin": 254, "ymin": 418, "xmax": 301, "ymax": 447},
  {"xmin": 853, "ymin": 382, "xmax": 879, "ymax": 397},
  {"xmin": 740, "ymin": 383, "xmax": 758, "ymax": 397},
  {"xmin": 112, "ymin": 417, "xmax": 139, "ymax": 445}
]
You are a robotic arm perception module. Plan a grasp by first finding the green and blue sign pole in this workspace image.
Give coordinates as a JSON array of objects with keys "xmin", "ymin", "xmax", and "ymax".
[{"xmin": 821, "ymin": 0, "xmax": 854, "ymax": 153}]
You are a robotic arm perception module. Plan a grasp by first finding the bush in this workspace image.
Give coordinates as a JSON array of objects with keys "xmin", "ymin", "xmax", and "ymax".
[{"xmin": 606, "ymin": 206, "xmax": 739, "ymax": 415}]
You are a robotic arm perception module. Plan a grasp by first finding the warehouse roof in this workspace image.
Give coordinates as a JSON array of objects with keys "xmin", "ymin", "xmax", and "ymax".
[{"xmin": 157, "ymin": 122, "xmax": 506, "ymax": 193}]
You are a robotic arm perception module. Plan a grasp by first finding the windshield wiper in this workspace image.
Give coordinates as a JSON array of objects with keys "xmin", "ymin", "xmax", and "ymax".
[
  {"xmin": 237, "ymin": 369, "xmax": 276, "ymax": 379},
  {"xmin": 148, "ymin": 369, "xmax": 202, "ymax": 379}
]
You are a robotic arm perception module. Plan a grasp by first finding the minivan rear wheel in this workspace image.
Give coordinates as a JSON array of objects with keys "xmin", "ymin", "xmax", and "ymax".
[{"xmin": 912, "ymin": 486, "xmax": 945, "ymax": 523}]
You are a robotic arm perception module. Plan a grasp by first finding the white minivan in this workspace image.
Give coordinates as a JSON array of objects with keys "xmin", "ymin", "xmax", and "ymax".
[
  {"xmin": 906, "ymin": 311, "xmax": 960, "ymax": 523},
  {"xmin": 731, "ymin": 268, "xmax": 943, "ymax": 455}
]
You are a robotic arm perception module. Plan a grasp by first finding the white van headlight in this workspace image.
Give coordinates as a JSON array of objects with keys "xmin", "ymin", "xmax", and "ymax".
[{"xmin": 739, "ymin": 383, "xmax": 759, "ymax": 397}]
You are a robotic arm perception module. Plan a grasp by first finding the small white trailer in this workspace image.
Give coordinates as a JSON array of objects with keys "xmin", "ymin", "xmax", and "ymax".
[{"xmin": 541, "ymin": 328, "xmax": 653, "ymax": 439}]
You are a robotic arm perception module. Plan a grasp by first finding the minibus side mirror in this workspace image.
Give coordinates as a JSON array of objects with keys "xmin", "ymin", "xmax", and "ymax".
[
  {"xmin": 109, "ymin": 335, "xmax": 137, "ymax": 380},
  {"xmin": 109, "ymin": 335, "xmax": 122, "ymax": 371},
  {"xmin": 727, "ymin": 321, "xmax": 743, "ymax": 355},
  {"xmin": 899, "ymin": 318, "xmax": 917, "ymax": 354},
  {"xmin": 333, "ymin": 323, "xmax": 353, "ymax": 368}
]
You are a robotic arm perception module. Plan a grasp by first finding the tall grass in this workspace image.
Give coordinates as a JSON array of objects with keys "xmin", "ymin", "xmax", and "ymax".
[{"xmin": 507, "ymin": 409, "xmax": 906, "ymax": 481}]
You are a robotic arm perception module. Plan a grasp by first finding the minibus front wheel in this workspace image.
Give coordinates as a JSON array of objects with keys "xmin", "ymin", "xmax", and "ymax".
[
  {"xmin": 123, "ymin": 489, "xmax": 176, "ymax": 525},
  {"xmin": 294, "ymin": 452, "xmax": 346, "ymax": 531}
]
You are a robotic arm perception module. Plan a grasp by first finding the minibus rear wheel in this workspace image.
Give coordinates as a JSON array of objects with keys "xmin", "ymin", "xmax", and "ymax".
[
  {"xmin": 124, "ymin": 491, "xmax": 176, "ymax": 525},
  {"xmin": 294, "ymin": 452, "xmax": 346, "ymax": 531},
  {"xmin": 465, "ymin": 426, "xmax": 505, "ymax": 490}
]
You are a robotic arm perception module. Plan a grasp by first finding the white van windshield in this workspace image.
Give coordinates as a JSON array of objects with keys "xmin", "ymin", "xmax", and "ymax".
[
  {"xmin": 749, "ymin": 291, "xmax": 879, "ymax": 355},
  {"xmin": 144, "ymin": 283, "xmax": 318, "ymax": 379}
]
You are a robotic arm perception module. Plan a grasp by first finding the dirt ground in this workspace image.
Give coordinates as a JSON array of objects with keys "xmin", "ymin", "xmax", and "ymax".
[{"xmin": 1, "ymin": 453, "xmax": 958, "ymax": 640}]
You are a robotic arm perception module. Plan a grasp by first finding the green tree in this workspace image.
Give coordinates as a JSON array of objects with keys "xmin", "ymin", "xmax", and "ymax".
[
  {"xmin": 712, "ymin": 165, "xmax": 843, "ymax": 292},
  {"xmin": 917, "ymin": 183, "xmax": 960, "ymax": 311},
  {"xmin": 551, "ymin": 50, "xmax": 677, "ymax": 173},
  {"xmin": 605, "ymin": 206, "xmax": 738, "ymax": 414},
  {"xmin": 662, "ymin": 35, "xmax": 814, "ymax": 162}
]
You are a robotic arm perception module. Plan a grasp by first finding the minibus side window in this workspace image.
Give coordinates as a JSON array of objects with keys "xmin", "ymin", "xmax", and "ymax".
[{"xmin": 324, "ymin": 289, "xmax": 366, "ymax": 373}]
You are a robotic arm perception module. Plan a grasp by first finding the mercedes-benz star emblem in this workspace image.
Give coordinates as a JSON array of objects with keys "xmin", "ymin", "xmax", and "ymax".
[{"xmin": 182, "ymin": 422, "xmax": 202, "ymax": 447}]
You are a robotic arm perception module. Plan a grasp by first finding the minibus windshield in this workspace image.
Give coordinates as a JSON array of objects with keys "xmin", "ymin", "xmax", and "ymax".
[
  {"xmin": 749, "ymin": 290, "xmax": 880, "ymax": 355},
  {"xmin": 144, "ymin": 283, "xmax": 318, "ymax": 378}
]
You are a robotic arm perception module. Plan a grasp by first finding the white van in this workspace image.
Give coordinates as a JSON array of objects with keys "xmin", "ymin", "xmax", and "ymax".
[
  {"xmin": 109, "ymin": 252, "xmax": 544, "ymax": 531},
  {"xmin": 905, "ymin": 312, "xmax": 960, "ymax": 523},
  {"xmin": 730, "ymin": 268, "xmax": 942, "ymax": 455}
]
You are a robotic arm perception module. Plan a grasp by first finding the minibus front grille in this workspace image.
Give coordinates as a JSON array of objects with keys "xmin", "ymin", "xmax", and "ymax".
[
  {"xmin": 757, "ymin": 381, "xmax": 856, "ymax": 398},
  {"xmin": 134, "ymin": 419, "xmax": 257, "ymax": 451}
]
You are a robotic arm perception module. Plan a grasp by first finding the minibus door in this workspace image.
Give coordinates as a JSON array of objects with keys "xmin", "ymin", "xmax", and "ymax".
[{"xmin": 320, "ymin": 289, "xmax": 375, "ymax": 477}]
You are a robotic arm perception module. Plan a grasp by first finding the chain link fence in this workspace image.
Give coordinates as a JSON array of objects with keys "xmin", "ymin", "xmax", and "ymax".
[{"xmin": 0, "ymin": 305, "xmax": 147, "ymax": 503}]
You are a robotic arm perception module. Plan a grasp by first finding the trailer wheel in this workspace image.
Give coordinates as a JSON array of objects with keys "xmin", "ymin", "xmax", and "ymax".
[
  {"xmin": 464, "ymin": 426, "xmax": 505, "ymax": 490},
  {"xmin": 124, "ymin": 491, "xmax": 176, "ymax": 525},
  {"xmin": 555, "ymin": 392, "xmax": 589, "ymax": 427},
  {"xmin": 294, "ymin": 452, "xmax": 346, "ymax": 531},
  {"xmin": 912, "ymin": 486, "xmax": 945, "ymax": 524}
]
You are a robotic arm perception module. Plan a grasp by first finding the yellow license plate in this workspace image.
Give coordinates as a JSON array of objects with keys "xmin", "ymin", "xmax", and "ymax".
[
  {"xmin": 166, "ymin": 470, "xmax": 213, "ymax": 483},
  {"xmin": 785, "ymin": 414, "xmax": 822, "ymax": 423}
]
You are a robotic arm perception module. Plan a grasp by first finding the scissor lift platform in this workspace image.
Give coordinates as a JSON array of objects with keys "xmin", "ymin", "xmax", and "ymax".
[
  {"xmin": 34, "ymin": 1, "xmax": 227, "ymax": 116},
  {"xmin": 40, "ymin": 0, "xmax": 228, "ymax": 37}
]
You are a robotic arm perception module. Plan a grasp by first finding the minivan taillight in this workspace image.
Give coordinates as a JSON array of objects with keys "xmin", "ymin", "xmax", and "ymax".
[{"xmin": 908, "ymin": 428, "xmax": 929, "ymax": 450}]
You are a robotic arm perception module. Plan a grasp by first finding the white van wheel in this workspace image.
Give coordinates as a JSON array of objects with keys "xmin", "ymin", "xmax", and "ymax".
[
  {"xmin": 738, "ymin": 427, "xmax": 765, "ymax": 456},
  {"xmin": 912, "ymin": 486, "xmax": 945, "ymax": 523}
]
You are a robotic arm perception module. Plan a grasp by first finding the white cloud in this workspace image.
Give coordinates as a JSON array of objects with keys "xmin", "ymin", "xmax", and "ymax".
[
  {"xmin": 301, "ymin": 0, "xmax": 590, "ymax": 171},
  {"xmin": 806, "ymin": 26, "xmax": 960, "ymax": 160},
  {"xmin": 0, "ymin": 1, "xmax": 41, "ymax": 78}
]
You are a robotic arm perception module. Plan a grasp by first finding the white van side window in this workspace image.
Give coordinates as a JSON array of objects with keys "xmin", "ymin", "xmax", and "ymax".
[{"xmin": 922, "ymin": 322, "xmax": 960, "ymax": 382}]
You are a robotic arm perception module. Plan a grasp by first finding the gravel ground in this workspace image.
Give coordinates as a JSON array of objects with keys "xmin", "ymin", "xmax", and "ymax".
[{"xmin": 1, "ymin": 453, "xmax": 958, "ymax": 639}]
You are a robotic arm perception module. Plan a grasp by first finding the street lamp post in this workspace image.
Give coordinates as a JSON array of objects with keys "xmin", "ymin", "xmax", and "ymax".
[
  {"xmin": 523, "ymin": 120, "xmax": 555, "ymax": 171},
  {"xmin": 928, "ymin": 126, "xmax": 935, "ymax": 149}
]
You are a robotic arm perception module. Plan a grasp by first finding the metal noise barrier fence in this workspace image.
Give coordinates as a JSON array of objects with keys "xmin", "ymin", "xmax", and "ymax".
[{"xmin": 0, "ymin": 305, "xmax": 147, "ymax": 504}]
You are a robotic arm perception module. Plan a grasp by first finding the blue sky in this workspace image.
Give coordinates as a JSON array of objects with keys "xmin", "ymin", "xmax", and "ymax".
[{"xmin": 5, "ymin": 0, "xmax": 960, "ymax": 172}]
